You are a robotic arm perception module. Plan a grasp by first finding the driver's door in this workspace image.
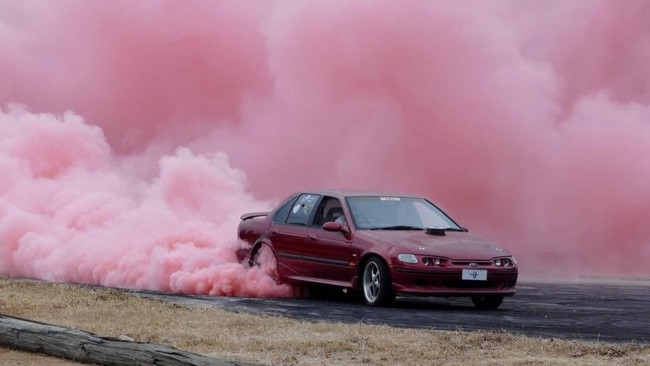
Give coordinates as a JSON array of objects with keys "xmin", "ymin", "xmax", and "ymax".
[{"xmin": 299, "ymin": 196, "xmax": 354, "ymax": 283}]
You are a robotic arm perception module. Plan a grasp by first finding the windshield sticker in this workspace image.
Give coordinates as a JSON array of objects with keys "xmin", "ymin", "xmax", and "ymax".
[{"xmin": 379, "ymin": 197, "xmax": 400, "ymax": 201}]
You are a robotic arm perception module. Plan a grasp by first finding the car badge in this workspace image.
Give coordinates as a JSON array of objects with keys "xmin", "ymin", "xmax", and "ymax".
[
  {"xmin": 418, "ymin": 246, "xmax": 426, "ymax": 251},
  {"xmin": 469, "ymin": 262, "xmax": 479, "ymax": 268},
  {"xmin": 495, "ymin": 247, "xmax": 504, "ymax": 252}
]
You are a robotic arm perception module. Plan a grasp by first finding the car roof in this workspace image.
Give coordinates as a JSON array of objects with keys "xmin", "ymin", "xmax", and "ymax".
[{"xmin": 300, "ymin": 189, "xmax": 423, "ymax": 199}]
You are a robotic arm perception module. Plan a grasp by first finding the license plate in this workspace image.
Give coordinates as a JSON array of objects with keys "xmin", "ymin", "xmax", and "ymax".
[{"xmin": 462, "ymin": 269, "xmax": 487, "ymax": 281}]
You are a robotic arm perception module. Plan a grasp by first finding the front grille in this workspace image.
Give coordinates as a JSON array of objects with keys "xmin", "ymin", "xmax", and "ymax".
[
  {"xmin": 451, "ymin": 260, "xmax": 492, "ymax": 267},
  {"xmin": 442, "ymin": 281, "xmax": 503, "ymax": 289},
  {"xmin": 413, "ymin": 280, "xmax": 516, "ymax": 290}
]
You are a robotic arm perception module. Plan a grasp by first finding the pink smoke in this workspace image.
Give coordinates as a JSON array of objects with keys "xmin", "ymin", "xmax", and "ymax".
[
  {"xmin": 0, "ymin": 105, "xmax": 291, "ymax": 296},
  {"xmin": 1, "ymin": 0, "xmax": 649, "ymax": 296}
]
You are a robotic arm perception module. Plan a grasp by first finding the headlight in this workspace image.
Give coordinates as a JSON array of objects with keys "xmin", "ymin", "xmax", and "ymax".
[
  {"xmin": 422, "ymin": 257, "xmax": 444, "ymax": 266},
  {"xmin": 397, "ymin": 254, "xmax": 418, "ymax": 264},
  {"xmin": 493, "ymin": 256, "xmax": 516, "ymax": 267}
]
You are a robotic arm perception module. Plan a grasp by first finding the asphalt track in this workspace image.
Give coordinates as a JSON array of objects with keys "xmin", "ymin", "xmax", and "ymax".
[{"xmin": 135, "ymin": 280, "xmax": 650, "ymax": 344}]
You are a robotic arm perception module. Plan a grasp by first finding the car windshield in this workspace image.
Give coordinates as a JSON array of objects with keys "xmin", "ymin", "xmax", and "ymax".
[{"xmin": 346, "ymin": 196, "xmax": 461, "ymax": 231}]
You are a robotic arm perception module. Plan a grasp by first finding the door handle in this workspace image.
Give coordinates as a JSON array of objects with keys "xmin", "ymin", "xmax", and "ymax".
[
  {"xmin": 307, "ymin": 234, "xmax": 318, "ymax": 241},
  {"xmin": 270, "ymin": 229, "xmax": 279, "ymax": 235}
]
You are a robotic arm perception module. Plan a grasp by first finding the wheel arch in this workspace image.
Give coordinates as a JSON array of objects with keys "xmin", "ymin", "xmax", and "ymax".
[
  {"xmin": 248, "ymin": 237, "xmax": 273, "ymax": 266},
  {"xmin": 355, "ymin": 253, "xmax": 391, "ymax": 288}
]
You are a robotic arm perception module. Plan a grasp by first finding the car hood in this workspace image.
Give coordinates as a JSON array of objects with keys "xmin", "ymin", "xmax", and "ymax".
[{"xmin": 356, "ymin": 230, "xmax": 511, "ymax": 260}]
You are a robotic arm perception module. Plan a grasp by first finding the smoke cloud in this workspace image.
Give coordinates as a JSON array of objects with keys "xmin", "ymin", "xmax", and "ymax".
[{"xmin": 1, "ymin": 0, "xmax": 649, "ymax": 295}]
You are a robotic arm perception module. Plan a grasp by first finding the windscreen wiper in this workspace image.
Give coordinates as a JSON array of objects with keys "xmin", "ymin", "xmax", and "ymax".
[
  {"xmin": 370, "ymin": 225, "xmax": 424, "ymax": 231},
  {"xmin": 441, "ymin": 227, "xmax": 466, "ymax": 232}
]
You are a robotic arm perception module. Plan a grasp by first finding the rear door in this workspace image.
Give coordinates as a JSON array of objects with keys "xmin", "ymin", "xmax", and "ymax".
[{"xmin": 269, "ymin": 193, "xmax": 320, "ymax": 278}]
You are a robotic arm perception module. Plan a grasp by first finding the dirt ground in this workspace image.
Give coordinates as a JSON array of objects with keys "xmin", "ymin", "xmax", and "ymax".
[{"xmin": 1, "ymin": 277, "xmax": 649, "ymax": 366}]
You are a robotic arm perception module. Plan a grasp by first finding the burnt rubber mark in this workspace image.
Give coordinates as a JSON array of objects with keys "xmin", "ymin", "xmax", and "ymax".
[{"xmin": 134, "ymin": 281, "xmax": 650, "ymax": 344}]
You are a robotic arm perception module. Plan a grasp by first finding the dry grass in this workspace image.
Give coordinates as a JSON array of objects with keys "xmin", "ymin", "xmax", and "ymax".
[{"xmin": 1, "ymin": 277, "xmax": 649, "ymax": 366}]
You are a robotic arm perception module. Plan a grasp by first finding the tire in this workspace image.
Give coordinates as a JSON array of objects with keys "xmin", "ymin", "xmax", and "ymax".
[
  {"xmin": 251, "ymin": 244, "xmax": 280, "ymax": 283},
  {"xmin": 362, "ymin": 257, "xmax": 394, "ymax": 306},
  {"xmin": 471, "ymin": 295, "xmax": 504, "ymax": 310}
]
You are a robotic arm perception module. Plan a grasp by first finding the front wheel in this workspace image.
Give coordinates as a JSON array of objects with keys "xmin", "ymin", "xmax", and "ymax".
[
  {"xmin": 471, "ymin": 295, "xmax": 504, "ymax": 310},
  {"xmin": 362, "ymin": 257, "xmax": 394, "ymax": 306}
]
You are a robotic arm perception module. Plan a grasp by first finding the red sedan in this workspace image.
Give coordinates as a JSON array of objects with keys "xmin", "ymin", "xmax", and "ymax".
[{"xmin": 238, "ymin": 190, "xmax": 518, "ymax": 309}]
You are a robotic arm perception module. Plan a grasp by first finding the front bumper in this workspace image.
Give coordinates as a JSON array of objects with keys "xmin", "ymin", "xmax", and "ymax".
[{"xmin": 390, "ymin": 266, "xmax": 518, "ymax": 297}]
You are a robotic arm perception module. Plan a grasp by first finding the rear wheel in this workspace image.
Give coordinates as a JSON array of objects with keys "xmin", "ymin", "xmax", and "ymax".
[
  {"xmin": 471, "ymin": 295, "xmax": 504, "ymax": 310},
  {"xmin": 251, "ymin": 244, "xmax": 280, "ymax": 283},
  {"xmin": 362, "ymin": 257, "xmax": 394, "ymax": 306}
]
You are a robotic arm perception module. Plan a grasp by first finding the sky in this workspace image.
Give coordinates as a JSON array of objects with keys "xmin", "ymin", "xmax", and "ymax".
[{"xmin": 1, "ymin": 0, "xmax": 649, "ymax": 296}]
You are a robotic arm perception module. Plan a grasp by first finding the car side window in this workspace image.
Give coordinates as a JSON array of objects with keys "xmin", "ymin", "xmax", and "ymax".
[
  {"xmin": 286, "ymin": 194, "xmax": 320, "ymax": 226},
  {"xmin": 272, "ymin": 196, "xmax": 297, "ymax": 224},
  {"xmin": 313, "ymin": 196, "xmax": 345, "ymax": 227}
]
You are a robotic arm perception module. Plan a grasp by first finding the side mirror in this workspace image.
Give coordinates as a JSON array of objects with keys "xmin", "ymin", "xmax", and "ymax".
[
  {"xmin": 322, "ymin": 222, "xmax": 343, "ymax": 232},
  {"xmin": 322, "ymin": 221, "xmax": 351, "ymax": 238}
]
